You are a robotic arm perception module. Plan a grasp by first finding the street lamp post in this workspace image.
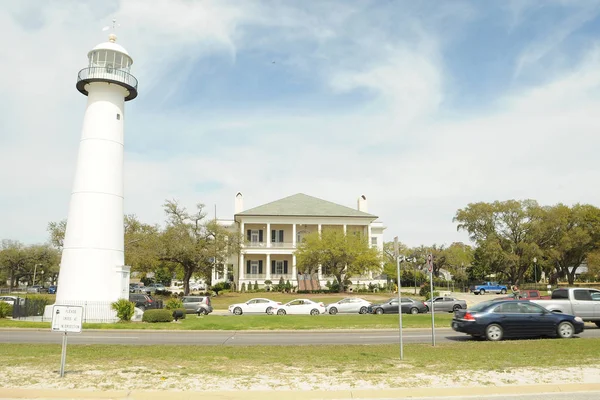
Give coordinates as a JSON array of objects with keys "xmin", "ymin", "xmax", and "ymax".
[{"xmin": 533, "ymin": 257, "xmax": 537, "ymax": 290}]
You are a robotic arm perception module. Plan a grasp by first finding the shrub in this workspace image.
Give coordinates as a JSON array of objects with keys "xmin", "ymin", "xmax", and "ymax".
[
  {"xmin": 111, "ymin": 299, "xmax": 135, "ymax": 322},
  {"xmin": 165, "ymin": 298, "xmax": 184, "ymax": 310},
  {"xmin": 142, "ymin": 309, "xmax": 173, "ymax": 323},
  {"xmin": 254, "ymin": 280, "xmax": 259, "ymax": 291},
  {"xmin": 0, "ymin": 302, "xmax": 12, "ymax": 318},
  {"xmin": 419, "ymin": 285, "xmax": 439, "ymax": 299},
  {"xmin": 241, "ymin": 282, "xmax": 246, "ymax": 293},
  {"xmin": 212, "ymin": 281, "xmax": 230, "ymax": 295},
  {"xmin": 277, "ymin": 276, "xmax": 285, "ymax": 292}
]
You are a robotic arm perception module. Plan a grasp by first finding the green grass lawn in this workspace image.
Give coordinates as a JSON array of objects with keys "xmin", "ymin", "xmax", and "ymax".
[
  {"xmin": 0, "ymin": 313, "xmax": 454, "ymax": 330},
  {"xmin": 2, "ymin": 339, "xmax": 599, "ymax": 377}
]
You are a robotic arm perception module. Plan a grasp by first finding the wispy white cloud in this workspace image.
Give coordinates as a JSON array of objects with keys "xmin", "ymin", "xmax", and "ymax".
[{"xmin": 2, "ymin": 0, "xmax": 600, "ymax": 248}]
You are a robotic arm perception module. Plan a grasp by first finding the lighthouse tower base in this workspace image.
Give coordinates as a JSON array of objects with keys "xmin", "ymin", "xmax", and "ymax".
[{"xmin": 43, "ymin": 265, "xmax": 138, "ymax": 323}]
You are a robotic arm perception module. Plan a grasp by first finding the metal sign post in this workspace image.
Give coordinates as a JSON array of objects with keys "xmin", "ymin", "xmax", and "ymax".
[
  {"xmin": 51, "ymin": 305, "xmax": 83, "ymax": 377},
  {"xmin": 428, "ymin": 254, "xmax": 436, "ymax": 346},
  {"xmin": 394, "ymin": 237, "xmax": 403, "ymax": 360}
]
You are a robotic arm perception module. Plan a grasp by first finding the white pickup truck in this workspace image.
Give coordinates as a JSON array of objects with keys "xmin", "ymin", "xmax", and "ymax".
[{"xmin": 531, "ymin": 287, "xmax": 600, "ymax": 327}]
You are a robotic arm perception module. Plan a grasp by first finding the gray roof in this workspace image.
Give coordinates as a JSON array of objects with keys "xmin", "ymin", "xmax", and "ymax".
[{"xmin": 236, "ymin": 193, "xmax": 377, "ymax": 219}]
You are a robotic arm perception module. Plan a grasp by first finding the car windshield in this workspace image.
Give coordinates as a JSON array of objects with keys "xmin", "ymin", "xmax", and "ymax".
[{"xmin": 469, "ymin": 301, "xmax": 495, "ymax": 312}]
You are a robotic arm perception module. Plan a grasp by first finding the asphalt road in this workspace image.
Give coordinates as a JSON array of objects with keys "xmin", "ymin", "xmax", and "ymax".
[{"xmin": 1, "ymin": 327, "xmax": 599, "ymax": 345}]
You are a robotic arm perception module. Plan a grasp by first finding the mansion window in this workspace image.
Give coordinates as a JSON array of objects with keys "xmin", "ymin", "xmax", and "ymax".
[
  {"xmin": 272, "ymin": 230, "xmax": 284, "ymax": 243},
  {"xmin": 271, "ymin": 260, "xmax": 289, "ymax": 275},
  {"xmin": 246, "ymin": 229, "xmax": 263, "ymax": 243}
]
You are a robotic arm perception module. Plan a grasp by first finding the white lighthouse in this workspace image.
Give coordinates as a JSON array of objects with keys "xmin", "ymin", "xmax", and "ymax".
[{"xmin": 54, "ymin": 33, "xmax": 138, "ymax": 317}]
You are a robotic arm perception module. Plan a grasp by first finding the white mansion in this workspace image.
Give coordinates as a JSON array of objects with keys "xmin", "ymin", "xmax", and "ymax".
[{"xmin": 214, "ymin": 193, "xmax": 386, "ymax": 290}]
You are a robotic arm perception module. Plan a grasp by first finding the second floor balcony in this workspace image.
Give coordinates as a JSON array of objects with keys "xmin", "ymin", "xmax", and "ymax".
[{"xmin": 245, "ymin": 241, "xmax": 295, "ymax": 249}]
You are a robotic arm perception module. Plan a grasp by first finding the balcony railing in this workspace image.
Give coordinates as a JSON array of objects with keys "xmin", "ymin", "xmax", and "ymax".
[
  {"xmin": 243, "ymin": 274, "xmax": 293, "ymax": 280},
  {"xmin": 244, "ymin": 242, "xmax": 296, "ymax": 249},
  {"xmin": 270, "ymin": 242, "xmax": 295, "ymax": 248},
  {"xmin": 77, "ymin": 67, "xmax": 138, "ymax": 101}
]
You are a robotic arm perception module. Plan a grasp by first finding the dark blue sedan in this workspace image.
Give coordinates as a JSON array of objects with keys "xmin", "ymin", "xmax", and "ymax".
[{"xmin": 452, "ymin": 300, "xmax": 584, "ymax": 341}]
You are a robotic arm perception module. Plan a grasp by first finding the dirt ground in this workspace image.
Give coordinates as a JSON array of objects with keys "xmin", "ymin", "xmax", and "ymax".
[{"xmin": 2, "ymin": 363, "xmax": 600, "ymax": 392}]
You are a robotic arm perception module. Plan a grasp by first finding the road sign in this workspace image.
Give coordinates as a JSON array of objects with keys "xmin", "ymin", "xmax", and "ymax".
[
  {"xmin": 51, "ymin": 305, "xmax": 83, "ymax": 333},
  {"xmin": 427, "ymin": 254, "xmax": 433, "ymax": 272}
]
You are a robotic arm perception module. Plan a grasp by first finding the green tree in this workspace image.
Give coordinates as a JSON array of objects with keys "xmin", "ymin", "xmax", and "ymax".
[
  {"xmin": 454, "ymin": 200, "xmax": 542, "ymax": 285},
  {"xmin": 295, "ymin": 230, "xmax": 381, "ymax": 293},
  {"xmin": 381, "ymin": 240, "xmax": 410, "ymax": 281},
  {"xmin": 159, "ymin": 200, "xmax": 241, "ymax": 295},
  {"xmin": 123, "ymin": 214, "xmax": 162, "ymax": 273},
  {"xmin": 0, "ymin": 241, "xmax": 60, "ymax": 289},
  {"xmin": 539, "ymin": 204, "xmax": 600, "ymax": 284},
  {"xmin": 0, "ymin": 240, "xmax": 27, "ymax": 289}
]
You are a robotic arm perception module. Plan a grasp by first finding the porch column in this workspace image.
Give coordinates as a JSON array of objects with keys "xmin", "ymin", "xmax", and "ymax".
[
  {"xmin": 266, "ymin": 223, "xmax": 271, "ymax": 248},
  {"xmin": 239, "ymin": 254, "xmax": 245, "ymax": 282},
  {"xmin": 241, "ymin": 222, "xmax": 245, "ymax": 245},
  {"xmin": 318, "ymin": 224, "xmax": 322, "ymax": 235},
  {"xmin": 367, "ymin": 224, "xmax": 372, "ymax": 245},
  {"xmin": 292, "ymin": 223, "xmax": 297, "ymax": 247},
  {"xmin": 292, "ymin": 254, "xmax": 297, "ymax": 279},
  {"xmin": 266, "ymin": 253, "xmax": 271, "ymax": 281},
  {"xmin": 318, "ymin": 265, "xmax": 322, "ymax": 280},
  {"xmin": 343, "ymin": 224, "xmax": 347, "ymax": 234}
]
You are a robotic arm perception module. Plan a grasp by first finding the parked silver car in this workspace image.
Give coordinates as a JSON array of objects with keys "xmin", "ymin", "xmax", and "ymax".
[
  {"xmin": 325, "ymin": 297, "xmax": 371, "ymax": 314},
  {"xmin": 182, "ymin": 296, "xmax": 213, "ymax": 315},
  {"xmin": 424, "ymin": 296, "xmax": 467, "ymax": 313}
]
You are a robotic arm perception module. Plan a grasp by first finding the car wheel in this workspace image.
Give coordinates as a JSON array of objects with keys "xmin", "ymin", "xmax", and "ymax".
[
  {"xmin": 500, "ymin": 289, "xmax": 507, "ymax": 294},
  {"xmin": 310, "ymin": 309, "xmax": 320, "ymax": 316},
  {"xmin": 453, "ymin": 305, "xmax": 462, "ymax": 312},
  {"xmin": 359, "ymin": 306, "xmax": 368, "ymax": 314},
  {"xmin": 233, "ymin": 307, "xmax": 243, "ymax": 316},
  {"xmin": 266, "ymin": 306, "xmax": 273, "ymax": 315},
  {"xmin": 410, "ymin": 307, "xmax": 419, "ymax": 315},
  {"xmin": 595, "ymin": 322, "xmax": 600, "ymax": 328},
  {"xmin": 375, "ymin": 308, "xmax": 384, "ymax": 315},
  {"xmin": 557, "ymin": 321, "xmax": 575, "ymax": 338},
  {"xmin": 479, "ymin": 289, "xmax": 486, "ymax": 295},
  {"xmin": 329, "ymin": 307, "xmax": 338, "ymax": 315},
  {"xmin": 485, "ymin": 324, "xmax": 503, "ymax": 341},
  {"xmin": 277, "ymin": 309, "xmax": 286, "ymax": 315},
  {"xmin": 425, "ymin": 305, "xmax": 430, "ymax": 312},
  {"xmin": 197, "ymin": 309, "xmax": 207, "ymax": 316}
]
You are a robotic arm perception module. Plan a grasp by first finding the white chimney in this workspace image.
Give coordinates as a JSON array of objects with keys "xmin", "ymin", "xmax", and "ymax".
[
  {"xmin": 357, "ymin": 194, "xmax": 368, "ymax": 212},
  {"xmin": 235, "ymin": 192, "xmax": 244, "ymax": 214}
]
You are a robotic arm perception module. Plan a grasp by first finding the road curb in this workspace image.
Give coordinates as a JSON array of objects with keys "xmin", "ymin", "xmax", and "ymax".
[
  {"xmin": 0, "ymin": 327, "xmax": 452, "ymax": 333},
  {"xmin": 2, "ymin": 383, "xmax": 600, "ymax": 399}
]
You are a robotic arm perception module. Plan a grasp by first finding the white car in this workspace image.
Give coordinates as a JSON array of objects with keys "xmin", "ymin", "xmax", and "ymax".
[
  {"xmin": 228, "ymin": 298, "xmax": 282, "ymax": 315},
  {"xmin": 271, "ymin": 299, "xmax": 326, "ymax": 316},
  {"xmin": 0, "ymin": 296, "xmax": 25, "ymax": 306},
  {"xmin": 325, "ymin": 297, "xmax": 371, "ymax": 314}
]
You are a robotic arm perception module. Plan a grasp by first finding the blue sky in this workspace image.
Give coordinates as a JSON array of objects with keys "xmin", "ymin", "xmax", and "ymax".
[{"xmin": 2, "ymin": 0, "xmax": 600, "ymax": 247}]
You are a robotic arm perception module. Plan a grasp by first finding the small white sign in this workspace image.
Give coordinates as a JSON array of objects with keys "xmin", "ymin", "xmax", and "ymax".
[{"xmin": 51, "ymin": 305, "xmax": 83, "ymax": 333}]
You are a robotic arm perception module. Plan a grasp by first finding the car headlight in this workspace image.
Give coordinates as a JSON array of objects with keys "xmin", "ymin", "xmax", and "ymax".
[{"xmin": 574, "ymin": 317, "xmax": 584, "ymax": 323}]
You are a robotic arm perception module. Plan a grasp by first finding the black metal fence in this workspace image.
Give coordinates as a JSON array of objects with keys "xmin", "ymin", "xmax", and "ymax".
[{"xmin": 11, "ymin": 299, "xmax": 123, "ymax": 323}]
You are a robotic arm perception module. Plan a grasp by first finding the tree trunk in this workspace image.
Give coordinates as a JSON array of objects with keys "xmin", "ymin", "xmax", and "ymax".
[
  {"xmin": 567, "ymin": 267, "xmax": 577, "ymax": 285},
  {"xmin": 335, "ymin": 273, "xmax": 345, "ymax": 293},
  {"xmin": 183, "ymin": 266, "xmax": 193, "ymax": 296}
]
